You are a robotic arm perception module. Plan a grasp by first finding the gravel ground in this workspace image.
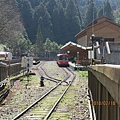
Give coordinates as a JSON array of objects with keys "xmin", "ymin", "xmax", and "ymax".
[
  {"xmin": 0, "ymin": 61, "xmax": 90, "ymax": 120},
  {"xmin": 50, "ymin": 68, "xmax": 90, "ymax": 120}
]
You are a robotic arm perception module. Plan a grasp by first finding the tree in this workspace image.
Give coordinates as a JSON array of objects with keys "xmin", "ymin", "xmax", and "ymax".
[
  {"xmin": 35, "ymin": 24, "xmax": 44, "ymax": 57},
  {"xmin": 114, "ymin": 8, "xmax": 120, "ymax": 24},
  {"xmin": 116, "ymin": 18, "xmax": 120, "ymax": 24},
  {"xmin": 85, "ymin": 0, "xmax": 97, "ymax": 26},
  {"xmin": 34, "ymin": 3, "xmax": 53, "ymax": 42},
  {"xmin": 16, "ymin": 0, "xmax": 34, "ymax": 43},
  {"xmin": 97, "ymin": 5, "xmax": 103, "ymax": 18},
  {"xmin": 97, "ymin": 0, "xmax": 114, "ymax": 20},
  {"xmin": 64, "ymin": 0, "xmax": 82, "ymax": 43},
  {"xmin": 15, "ymin": 0, "xmax": 83, "ymax": 44},
  {"xmin": 46, "ymin": 0, "xmax": 57, "ymax": 17},
  {"xmin": 114, "ymin": 8, "xmax": 120, "ymax": 18},
  {"xmin": 51, "ymin": 1, "xmax": 66, "ymax": 44},
  {"xmin": 0, "ymin": 0, "xmax": 24, "ymax": 46},
  {"xmin": 104, "ymin": 0, "xmax": 114, "ymax": 20},
  {"xmin": 44, "ymin": 38, "xmax": 52, "ymax": 53},
  {"xmin": 51, "ymin": 41, "xmax": 60, "ymax": 53},
  {"xmin": 11, "ymin": 34, "xmax": 32, "ymax": 57},
  {"xmin": 14, "ymin": 0, "xmax": 120, "ymax": 45},
  {"xmin": 29, "ymin": 0, "xmax": 41, "ymax": 8},
  {"xmin": 44, "ymin": 38, "xmax": 61, "ymax": 58}
]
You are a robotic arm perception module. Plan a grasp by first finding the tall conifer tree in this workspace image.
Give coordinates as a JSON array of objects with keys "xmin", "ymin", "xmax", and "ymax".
[
  {"xmin": 85, "ymin": 0, "xmax": 97, "ymax": 26},
  {"xmin": 97, "ymin": 0, "xmax": 114, "ymax": 20},
  {"xmin": 36, "ymin": 24, "xmax": 44, "ymax": 57},
  {"xmin": 104, "ymin": 0, "xmax": 114, "ymax": 20},
  {"xmin": 65, "ymin": 0, "xmax": 82, "ymax": 42}
]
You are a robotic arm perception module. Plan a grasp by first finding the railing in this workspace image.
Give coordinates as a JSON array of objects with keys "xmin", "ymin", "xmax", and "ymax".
[
  {"xmin": 0, "ymin": 62, "xmax": 24, "ymax": 90},
  {"xmin": 88, "ymin": 64, "xmax": 120, "ymax": 120}
]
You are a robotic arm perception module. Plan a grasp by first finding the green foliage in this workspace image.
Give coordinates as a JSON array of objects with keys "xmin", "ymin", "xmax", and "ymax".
[
  {"xmin": 114, "ymin": 8, "xmax": 120, "ymax": 18},
  {"xmin": 20, "ymin": 76, "xmax": 32, "ymax": 82},
  {"xmin": 35, "ymin": 24, "xmax": 44, "ymax": 57},
  {"xmin": 16, "ymin": 0, "xmax": 35, "ymax": 43},
  {"xmin": 0, "ymin": 44, "xmax": 6, "ymax": 51},
  {"xmin": 115, "ymin": 18, "xmax": 120, "ymax": 24},
  {"xmin": 78, "ymin": 71, "xmax": 88, "ymax": 77},
  {"xmin": 16, "ymin": 0, "xmax": 118, "ymax": 46},
  {"xmin": 1, "ymin": 0, "xmax": 119, "ymax": 52},
  {"xmin": 16, "ymin": 0, "xmax": 82, "ymax": 44},
  {"xmin": 44, "ymin": 38, "xmax": 52, "ymax": 53},
  {"xmin": 64, "ymin": 0, "xmax": 82, "ymax": 42},
  {"xmin": 10, "ymin": 34, "xmax": 32, "ymax": 56},
  {"xmin": 97, "ymin": 0, "xmax": 114, "ymax": 20},
  {"xmin": 0, "ymin": 0, "xmax": 25, "ymax": 50},
  {"xmin": 85, "ymin": 0, "xmax": 97, "ymax": 26},
  {"xmin": 34, "ymin": 3, "xmax": 53, "ymax": 42},
  {"xmin": 44, "ymin": 38, "xmax": 61, "ymax": 58}
]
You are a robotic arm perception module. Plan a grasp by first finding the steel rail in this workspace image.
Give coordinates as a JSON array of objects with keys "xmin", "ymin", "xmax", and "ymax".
[
  {"xmin": 37, "ymin": 61, "xmax": 67, "ymax": 83},
  {"xmin": 40, "ymin": 63, "xmax": 66, "ymax": 82},
  {"xmin": 44, "ymin": 68, "xmax": 76, "ymax": 120},
  {"xmin": 0, "ymin": 89, "xmax": 10, "ymax": 103},
  {"xmin": 33, "ymin": 61, "xmax": 63, "ymax": 83},
  {"xmin": 42, "ymin": 76, "xmax": 59, "ymax": 83},
  {"xmin": 12, "ymin": 71, "xmax": 70, "ymax": 120}
]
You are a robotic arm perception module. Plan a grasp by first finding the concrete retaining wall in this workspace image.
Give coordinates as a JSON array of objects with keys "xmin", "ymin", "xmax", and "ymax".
[{"xmin": 88, "ymin": 64, "xmax": 120, "ymax": 120}]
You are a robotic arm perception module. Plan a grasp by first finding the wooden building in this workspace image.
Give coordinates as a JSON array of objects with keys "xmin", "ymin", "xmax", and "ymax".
[
  {"xmin": 61, "ymin": 16, "xmax": 120, "ymax": 64},
  {"xmin": 61, "ymin": 41, "xmax": 99, "ymax": 65},
  {"xmin": 75, "ymin": 16, "xmax": 120, "ymax": 47},
  {"xmin": 60, "ymin": 41, "xmax": 88, "ymax": 61}
]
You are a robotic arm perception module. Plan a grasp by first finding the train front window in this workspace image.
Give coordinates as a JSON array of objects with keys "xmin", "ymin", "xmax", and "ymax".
[{"xmin": 59, "ymin": 56, "xmax": 68, "ymax": 60}]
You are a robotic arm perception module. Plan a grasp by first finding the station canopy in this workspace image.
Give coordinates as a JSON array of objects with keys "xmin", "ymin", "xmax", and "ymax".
[{"xmin": 60, "ymin": 41, "xmax": 99, "ymax": 53}]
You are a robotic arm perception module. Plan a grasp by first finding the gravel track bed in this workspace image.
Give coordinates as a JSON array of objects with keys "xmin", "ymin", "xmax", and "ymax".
[
  {"xmin": 42, "ymin": 61, "xmax": 67, "ymax": 80},
  {"xmin": 0, "ymin": 61, "xmax": 66, "ymax": 120},
  {"xmin": 0, "ymin": 61, "xmax": 90, "ymax": 120},
  {"xmin": 49, "ymin": 70, "xmax": 90, "ymax": 120}
]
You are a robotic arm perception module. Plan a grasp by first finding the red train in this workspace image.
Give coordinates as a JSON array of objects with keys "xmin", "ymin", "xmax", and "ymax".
[{"xmin": 56, "ymin": 54, "xmax": 69, "ymax": 67}]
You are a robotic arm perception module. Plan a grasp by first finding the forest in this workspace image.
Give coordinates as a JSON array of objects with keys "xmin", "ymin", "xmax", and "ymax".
[{"xmin": 0, "ymin": 0, "xmax": 120, "ymax": 57}]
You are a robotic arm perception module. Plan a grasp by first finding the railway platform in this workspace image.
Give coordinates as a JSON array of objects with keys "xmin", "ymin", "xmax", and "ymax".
[
  {"xmin": 88, "ymin": 64, "xmax": 120, "ymax": 120},
  {"xmin": 69, "ymin": 61, "xmax": 87, "ymax": 71}
]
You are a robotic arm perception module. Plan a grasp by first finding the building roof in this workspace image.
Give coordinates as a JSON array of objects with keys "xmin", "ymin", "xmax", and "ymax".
[
  {"xmin": 87, "ymin": 16, "xmax": 113, "ymax": 27},
  {"xmin": 60, "ymin": 41, "xmax": 99, "ymax": 51},
  {"xmin": 75, "ymin": 16, "xmax": 120, "ymax": 38}
]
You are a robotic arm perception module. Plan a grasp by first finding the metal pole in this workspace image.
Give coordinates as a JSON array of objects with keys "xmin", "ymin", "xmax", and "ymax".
[
  {"xmin": 27, "ymin": 53, "xmax": 30, "ymax": 83},
  {"xmin": 91, "ymin": 34, "xmax": 95, "ymax": 65}
]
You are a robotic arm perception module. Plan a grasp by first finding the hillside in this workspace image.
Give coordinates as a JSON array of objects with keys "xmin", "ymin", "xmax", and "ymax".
[
  {"xmin": 1, "ymin": 0, "xmax": 120, "ymax": 51},
  {"xmin": 15, "ymin": 0, "xmax": 120, "ymax": 45}
]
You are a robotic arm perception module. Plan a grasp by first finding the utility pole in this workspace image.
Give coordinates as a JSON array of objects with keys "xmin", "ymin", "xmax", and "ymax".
[
  {"xmin": 27, "ymin": 52, "xmax": 30, "ymax": 84},
  {"xmin": 90, "ymin": 34, "xmax": 95, "ymax": 65}
]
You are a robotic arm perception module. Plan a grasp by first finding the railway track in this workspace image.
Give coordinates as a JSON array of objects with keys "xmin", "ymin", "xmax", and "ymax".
[
  {"xmin": 0, "ymin": 61, "xmax": 90, "ymax": 120},
  {"xmin": 0, "ymin": 61, "xmax": 62, "ymax": 119},
  {"xmin": 12, "ymin": 62, "xmax": 76, "ymax": 120},
  {"xmin": 32, "ymin": 61, "xmax": 65, "ymax": 83}
]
